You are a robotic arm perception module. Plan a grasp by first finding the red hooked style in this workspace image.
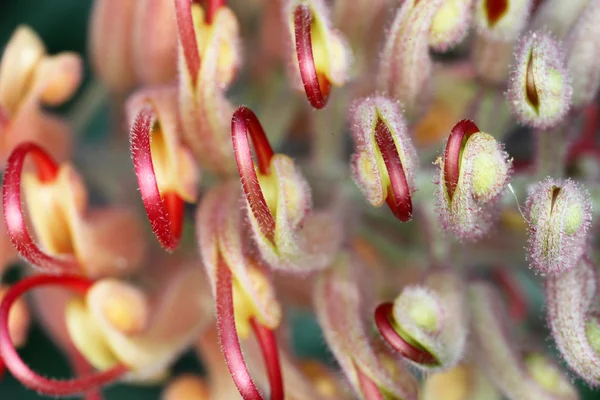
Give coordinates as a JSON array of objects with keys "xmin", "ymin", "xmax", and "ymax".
[{"xmin": 443, "ymin": 120, "xmax": 480, "ymax": 201}]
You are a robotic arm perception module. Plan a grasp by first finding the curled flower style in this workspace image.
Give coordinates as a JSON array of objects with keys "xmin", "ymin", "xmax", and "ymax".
[
  {"xmin": 284, "ymin": 0, "xmax": 351, "ymax": 110},
  {"xmin": 232, "ymin": 106, "xmax": 342, "ymax": 272},
  {"xmin": 378, "ymin": 0, "xmax": 444, "ymax": 114},
  {"xmin": 196, "ymin": 182, "xmax": 284, "ymax": 400},
  {"xmin": 546, "ymin": 258, "xmax": 600, "ymax": 385},
  {"xmin": 469, "ymin": 282, "xmax": 578, "ymax": 400},
  {"xmin": 349, "ymin": 96, "xmax": 419, "ymax": 222},
  {"xmin": 0, "ymin": 26, "xmax": 81, "ymax": 166},
  {"xmin": 474, "ymin": 0, "xmax": 533, "ymax": 40},
  {"xmin": 508, "ymin": 31, "xmax": 572, "ymax": 129},
  {"xmin": 564, "ymin": 0, "xmax": 600, "ymax": 109},
  {"xmin": 0, "ymin": 274, "xmax": 128, "ymax": 395},
  {"xmin": 2, "ymin": 142, "xmax": 146, "ymax": 276},
  {"xmin": 436, "ymin": 120, "xmax": 512, "ymax": 240},
  {"xmin": 525, "ymin": 178, "xmax": 592, "ymax": 275},
  {"xmin": 429, "ymin": 0, "xmax": 475, "ymax": 52},
  {"xmin": 176, "ymin": 0, "xmax": 241, "ymax": 175},
  {"xmin": 375, "ymin": 268, "xmax": 468, "ymax": 371},
  {"xmin": 128, "ymin": 89, "xmax": 199, "ymax": 251},
  {"xmin": 314, "ymin": 253, "xmax": 419, "ymax": 400}
]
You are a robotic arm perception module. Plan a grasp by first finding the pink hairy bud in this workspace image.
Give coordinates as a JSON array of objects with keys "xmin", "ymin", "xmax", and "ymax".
[{"xmin": 474, "ymin": 0, "xmax": 533, "ymax": 41}]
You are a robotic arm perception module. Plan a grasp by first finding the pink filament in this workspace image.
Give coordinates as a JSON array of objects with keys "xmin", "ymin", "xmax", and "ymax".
[
  {"xmin": 2, "ymin": 142, "xmax": 80, "ymax": 273},
  {"xmin": 293, "ymin": 4, "xmax": 330, "ymax": 109},
  {"xmin": 0, "ymin": 274, "xmax": 128, "ymax": 396},
  {"xmin": 215, "ymin": 258, "xmax": 284, "ymax": 400},
  {"xmin": 443, "ymin": 120, "xmax": 480, "ymax": 201},
  {"xmin": 129, "ymin": 105, "xmax": 183, "ymax": 252},
  {"xmin": 231, "ymin": 106, "xmax": 276, "ymax": 243}
]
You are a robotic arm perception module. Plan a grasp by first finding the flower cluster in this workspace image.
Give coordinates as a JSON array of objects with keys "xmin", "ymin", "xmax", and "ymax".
[{"xmin": 0, "ymin": 1, "xmax": 600, "ymax": 399}]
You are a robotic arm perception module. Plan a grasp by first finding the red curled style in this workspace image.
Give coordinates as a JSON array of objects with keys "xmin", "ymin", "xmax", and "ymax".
[
  {"xmin": 130, "ymin": 105, "xmax": 184, "ymax": 252},
  {"xmin": 443, "ymin": 120, "xmax": 480, "ymax": 201},
  {"xmin": 374, "ymin": 119, "xmax": 412, "ymax": 222},
  {"xmin": 231, "ymin": 106, "xmax": 276, "ymax": 242},
  {"xmin": 2, "ymin": 142, "xmax": 80, "ymax": 274},
  {"xmin": 355, "ymin": 364, "xmax": 385, "ymax": 400},
  {"xmin": 215, "ymin": 258, "xmax": 284, "ymax": 400},
  {"xmin": 175, "ymin": 0, "xmax": 201, "ymax": 84},
  {"xmin": 0, "ymin": 274, "xmax": 128, "ymax": 396},
  {"xmin": 374, "ymin": 303, "xmax": 437, "ymax": 365},
  {"xmin": 294, "ymin": 4, "xmax": 331, "ymax": 109}
]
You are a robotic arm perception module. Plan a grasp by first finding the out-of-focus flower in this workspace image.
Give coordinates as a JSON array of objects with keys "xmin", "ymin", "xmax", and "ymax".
[
  {"xmin": 531, "ymin": 0, "xmax": 589, "ymax": 39},
  {"xmin": 0, "ymin": 284, "xmax": 30, "ymax": 349},
  {"xmin": 474, "ymin": 0, "xmax": 532, "ymax": 40},
  {"xmin": 0, "ymin": 26, "xmax": 81, "ymax": 166},
  {"xmin": 421, "ymin": 362, "xmax": 501, "ymax": 400},
  {"xmin": 161, "ymin": 374, "xmax": 210, "ymax": 400}
]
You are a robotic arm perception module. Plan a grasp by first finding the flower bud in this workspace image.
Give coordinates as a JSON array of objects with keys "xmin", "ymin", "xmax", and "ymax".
[
  {"xmin": 437, "ymin": 120, "xmax": 512, "ymax": 240},
  {"xmin": 474, "ymin": 0, "xmax": 533, "ymax": 40},
  {"xmin": 349, "ymin": 96, "xmax": 419, "ymax": 222},
  {"xmin": 508, "ymin": 31, "xmax": 572, "ymax": 129},
  {"xmin": 314, "ymin": 253, "xmax": 419, "ymax": 400},
  {"xmin": 429, "ymin": 0, "xmax": 475, "ymax": 52},
  {"xmin": 471, "ymin": 34, "xmax": 515, "ymax": 85},
  {"xmin": 564, "ymin": 0, "xmax": 600, "ymax": 108},
  {"xmin": 525, "ymin": 178, "xmax": 592, "ymax": 275},
  {"xmin": 285, "ymin": 0, "xmax": 352, "ymax": 109}
]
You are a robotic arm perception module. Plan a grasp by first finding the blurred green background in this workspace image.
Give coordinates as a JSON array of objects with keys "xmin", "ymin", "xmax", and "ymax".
[{"xmin": 0, "ymin": 1, "xmax": 599, "ymax": 399}]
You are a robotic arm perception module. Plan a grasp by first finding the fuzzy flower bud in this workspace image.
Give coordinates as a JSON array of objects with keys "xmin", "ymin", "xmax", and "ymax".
[
  {"xmin": 564, "ymin": 0, "xmax": 600, "ymax": 109},
  {"xmin": 508, "ymin": 31, "xmax": 572, "ymax": 129},
  {"xmin": 285, "ymin": 0, "xmax": 352, "ymax": 109},
  {"xmin": 349, "ymin": 96, "xmax": 419, "ymax": 222},
  {"xmin": 474, "ymin": 0, "xmax": 533, "ymax": 40},
  {"xmin": 437, "ymin": 120, "xmax": 513, "ymax": 240},
  {"xmin": 314, "ymin": 253, "xmax": 419, "ymax": 400},
  {"xmin": 429, "ymin": 0, "xmax": 475, "ymax": 52},
  {"xmin": 375, "ymin": 268, "xmax": 468, "ymax": 371},
  {"xmin": 525, "ymin": 178, "xmax": 592, "ymax": 275},
  {"xmin": 469, "ymin": 282, "xmax": 578, "ymax": 400},
  {"xmin": 546, "ymin": 258, "xmax": 600, "ymax": 386}
]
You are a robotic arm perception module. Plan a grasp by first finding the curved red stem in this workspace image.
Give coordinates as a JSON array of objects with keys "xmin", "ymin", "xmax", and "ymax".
[
  {"xmin": 216, "ymin": 258, "xmax": 284, "ymax": 400},
  {"xmin": 175, "ymin": 0, "xmax": 201, "ymax": 84},
  {"xmin": 294, "ymin": 4, "xmax": 331, "ymax": 109},
  {"xmin": 374, "ymin": 303, "xmax": 437, "ymax": 365},
  {"xmin": 2, "ymin": 142, "xmax": 80, "ymax": 273},
  {"xmin": 443, "ymin": 120, "xmax": 480, "ymax": 201},
  {"xmin": 355, "ymin": 364, "xmax": 385, "ymax": 400},
  {"xmin": 129, "ymin": 106, "xmax": 182, "ymax": 252},
  {"xmin": 0, "ymin": 274, "xmax": 128, "ymax": 396},
  {"xmin": 374, "ymin": 119, "xmax": 412, "ymax": 222},
  {"xmin": 231, "ymin": 106, "xmax": 276, "ymax": 243}
]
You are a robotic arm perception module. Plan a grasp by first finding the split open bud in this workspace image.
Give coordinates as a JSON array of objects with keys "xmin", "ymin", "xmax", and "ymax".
[
  {"xmin": 374, "ymin": 268, "xmax": 468, "ymax": 371},
  {"xmin": 128, "ymin": 88, "xmax": 199, "ymax": 252},
  {"xmin": 525, "ymin": 178, "xmax": 592, "ymax": 275},
  {"xmin": 378, "ymin": 0, "xmax": 444, "ymax": 114},
  {"xmin": 508, "ymin": 31, "xmax": 572, "ymax": 129},
  {"xmin": 232, "ymin": 106, "xmax": 342, "ymax": 273},
  {"xmin": 437, "ymin": 120, "xmax": 512, "ymax": 240},
  {"xmin": 564, "ymin": 0, "xmax": 600, "ymax": 109},
  {"xmin": 469, "ymin": 282, "xmax": 578, "ymax": 400},
  {"xmin": 314, "ymin": 253, "xmax": 419, "ymax": 400},
  {"xmin": 2, "ymin": 142, "xmax": 147, "ymax": 276},
  {"xmin": 0, "ymin": 26, "xmax": 81, "ymax": 166},
  {"xmin": 285, "ymin": 0, "xmax": 352, "ymax": 109},
  {"xmin": 196, "ymin": 182, "xmax": 284, "ymax": 400},
  {"xmin": 177, "ymin": 0, "xmax": 241, "ymax": 175},
  {"xmin": 474, "ymin": 0, "xmax": 532, "ymax": 40},
  {"xmin": 349, "ymin": 96, "xmax": 419, "ymax": 222},
  {"xmin": 546, "ymin": 258, "xmax": 600, "ymax": 386}
]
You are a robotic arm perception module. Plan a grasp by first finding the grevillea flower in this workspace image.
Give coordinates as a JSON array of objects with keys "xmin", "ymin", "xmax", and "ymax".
[
  {"xmin": 436, "ymin": 120, "xmax": 513, "ymax": 240},
  {"xmin": 2, "ymin": 142, "xmax": 146, "ymax": 276},
  {"xmin": 421, "ymin": 362, "xmax": 501, "ymax": 400},
  {"xmin": 469, "ymin": 282, "xmax": 578, "ymax": 400},
  {"xmin": 314, "ymin": 253, "xmax": 419, "ymax": 400},
  {"xmin": 284, "ymin": 0, "xmax": 352, "ymax": 109},
  {"xmin": 508, "ymin": 31, "xmax": 572, "ymax": 129},
  {"xmin": 128, "ymin": 88, "xmax": 199, "ymax": 251},
  {"xmin": 429, "ymin": 0, "xmax": 475, "ymax": 52},
  {"xmin": 374, "ymin": 268, "xmax": 468, "ymax": 371},
  {"xmin": 349, "ymin": 96, "xmax": 419, "ymax": 222},
  {"xmin": 546, "ymin": 257, "xmax": 600, "ymax": 385},
  {"xmin": 0, "ymin": 26, "xmax": 81, "ymax": 166},
  {"xmin": 232, "ymin": 106, "xmax": 342, "ymax": 272},
  {"xmin": 176, "ymin": 0, "xmax": 241, "ymax": 175},
  {"xmin": 564, "ymin": 0, "xmax": 600, "ymax": 109},
  {"xmin": 378, "ymin": 0, "xmax": 444, "ymax": 114},
  {"xmin": 196, "ymin": 182, "xmax": 284, "ymax": 400},
  {"xmin": 525, "ymin": 177, "xmax": 592, "ymax": 275},
  {"xmin": 474, "ymin": 0, "xmax": 533, "ymax": 40}
]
